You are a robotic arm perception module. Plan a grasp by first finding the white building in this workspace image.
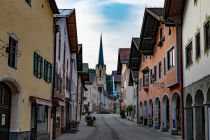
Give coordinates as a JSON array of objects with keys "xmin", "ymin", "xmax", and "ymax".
[
  {"xmin": 165, "ymin": 0, "xmax": 210, "ymax": 139},
  {"xmin": 83, "ymin": 69, "xmax": 100, "ymax": 112}
]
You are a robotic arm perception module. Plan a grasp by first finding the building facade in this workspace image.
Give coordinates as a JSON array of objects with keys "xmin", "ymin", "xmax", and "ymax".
[
  {"xmin": 0, "ymin": 0, "xmax": 59, "ymax": 140},
  {"xmin": 128, "ymin": 38, "xmax": 141, "ymax": 122},
  {"xmin": 165, "ymin": 0, "xmax": 210, "ymax": 139},
  {"xmin": 138, "ymin": 8, "xmax": 183, "ymax": 136},
  {"xmin": 117, "ymin": 48, "xmax": 134, "ymax": 117},
  {"xmin": 83, "ymin": 69, "xmax": 100, "ymax": 113}
]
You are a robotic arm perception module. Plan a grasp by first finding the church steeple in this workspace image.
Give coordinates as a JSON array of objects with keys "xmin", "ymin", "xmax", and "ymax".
[{"xmin": 98, "ymin": 34, "xmax": 104, "ymax": 67}]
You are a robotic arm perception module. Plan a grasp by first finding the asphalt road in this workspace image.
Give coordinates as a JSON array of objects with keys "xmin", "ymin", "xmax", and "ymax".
[{"xmin": 57, "ymin": 114, "xmax": 181, "ymax": 140}]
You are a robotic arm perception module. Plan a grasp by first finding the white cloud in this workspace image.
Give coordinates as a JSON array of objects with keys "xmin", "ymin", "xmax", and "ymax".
[{"xmin": 55, "ymin": 0, "xmax": 164, "ymax": 74}]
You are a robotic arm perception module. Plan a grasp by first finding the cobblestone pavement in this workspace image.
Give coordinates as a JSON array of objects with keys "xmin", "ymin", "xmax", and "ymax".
[{"xmin": 57, "ymin": 114, "xmax": 181, "ymax": 140}]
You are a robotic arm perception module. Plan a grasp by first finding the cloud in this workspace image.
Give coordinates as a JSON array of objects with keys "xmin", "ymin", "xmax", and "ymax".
[{"xmin": 55, "ymin": 0, "xmax": 164, "ymax": 74}]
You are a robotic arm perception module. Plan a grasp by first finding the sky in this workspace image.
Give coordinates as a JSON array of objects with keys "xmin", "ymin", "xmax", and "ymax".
[{"xmin": 55, "ymin": 0, "xmax": 164, "ymax": 74}]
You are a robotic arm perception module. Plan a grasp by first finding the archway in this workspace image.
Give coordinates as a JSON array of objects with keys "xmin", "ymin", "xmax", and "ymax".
[
  {"xmin": 171, "ymin": 93, "xmax": 181, "ymax": 135},
  {"xmin": 154, "ymin": 97, "xmax": 160, "ymax": 129},
  {"xmin": 185, "ymin": 94, "xmax": 193, "ymax": 140},
  {"xmin": 139, "ymin": 102, "xmax": 143, "ymax": 124},
  {"xmin": 148, "ymin": 99, "xmax": 153, "ymax": 127},
  {"xmin": 143, "ymin": 100, "xmax": 147, "ymax": 126},
  {"xmin": 194, "ymin": 90, "xmax": 205, "ymax": 140},
  {"xmin": 0, "ymin": 82, "xmax": 11, "ymax": 140},
  {"xmin": 162, "ymin": 95, "xmax": 169, "ymax": 132}
]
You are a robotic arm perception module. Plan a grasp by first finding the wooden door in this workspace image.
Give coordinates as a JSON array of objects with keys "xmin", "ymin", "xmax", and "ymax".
[{"xmin": 0, "ymin": 83, "xmax": 11, "ymax": 140}]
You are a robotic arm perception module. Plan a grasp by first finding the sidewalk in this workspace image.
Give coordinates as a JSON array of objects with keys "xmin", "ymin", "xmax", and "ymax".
[{"xmin": 56, "ymin": 116, "xmax": 96, "ymax": 140}]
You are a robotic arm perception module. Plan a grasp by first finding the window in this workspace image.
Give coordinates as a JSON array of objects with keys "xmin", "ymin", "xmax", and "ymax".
[
  {"xmin": 143, "ymin": 71, "xmax": 149, "ymax": 86},
  {"xmin": 164, "ymin": 58, "xmax": 166, "ymax": 75},
  {"xmin": 196, "ymin": 33, "xmax": 201, "ymax": 59},
  {"xmin": 167, "ymin": 47, "xmax": 175, "ymax": 70},
  {"xmin": 204, "ymin": 21, "xmax": 210, "ymax": 51},
  {"xmin": 150, "ymin": 69, "xmax": 153, "ymax": 84},
  {"xmin": 159, "ymin": 61, "xmax": 162, "ymax": 79},
  {"xmin": 31, "ymin": 104, "xmax": 48, "ymax": 133},
  {"xmin": 57, "ymin": 74, "xmax": 62, "ymax": 92},
  {"xmin": 186, "ymin": 42, "xmax": 193, "ymax": 67},
  {"xmin": 160, "ymin": 28, "xmax": 163, "ymax": 40},
  {"xmin": 168, "ymin": 27, "xmax": 172, "ymax": 36},
  {"xmin": 8, "ymin": 37, "xmax": 18, "ymax": 69},
  {"xmin": 44, "ymin": 60, "xmax": 52, "ymax": 83},
  {"xmin": 66, "ymin": 77, "xmax": 71, "ymax": 91},
  {"xmin": 194, "ymin": 0, "xmax": 198, "ymax": 6},
  {"xmin": 34, "ymin": 52, "xmax": 43, "ymax": 79},
  {"xmin": 139, "ymin": 78, "xmax": 142, "ymax": 91},
  {"xmin": 25, "ymin": 0, "xmax": 32, "ymax": 6},
  {"xmin": 58, "ymin": 29, "xmax": 61, "ymax": 60},
  {"xmin": 154, "ymin": 66, "xmax": 157, "ymax": 82}
]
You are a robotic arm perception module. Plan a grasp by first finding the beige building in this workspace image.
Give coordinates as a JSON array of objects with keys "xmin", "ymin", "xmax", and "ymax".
[{"xmin": 0, "ymin": 0, "xmax": 58, "ymax": 140}]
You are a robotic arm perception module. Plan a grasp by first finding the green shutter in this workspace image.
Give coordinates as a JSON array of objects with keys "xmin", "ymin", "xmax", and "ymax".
[
  {"xmin": 49, "ymin": 64, "xmax": 53, "ymax": 83},
  {"xmin": 40, "ymin": 57, "xmax": 43, "ymax": 79},
  {"xmin": 43, "ymin": 60, "xmax": 47, "ymax": 81},
  {"xmin": 33, "ymin": 52, "xmax": 38, "ymax": 76}
]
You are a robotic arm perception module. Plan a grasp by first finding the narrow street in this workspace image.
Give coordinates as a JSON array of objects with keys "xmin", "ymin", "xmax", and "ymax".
[{"xmin": 57, "ymin": 114, "xmax": 181, "ymax": 140}]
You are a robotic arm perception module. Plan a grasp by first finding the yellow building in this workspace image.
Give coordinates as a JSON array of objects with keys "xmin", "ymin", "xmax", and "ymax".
[{"xmin": 0, "ymin": 0, "xmax": 58, "ymax": 140}]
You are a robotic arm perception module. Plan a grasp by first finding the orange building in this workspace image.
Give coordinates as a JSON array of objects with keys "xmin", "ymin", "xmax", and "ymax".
[{"xmin": 138, "ymin": 8, "xmax": 183, "ymax": 136}]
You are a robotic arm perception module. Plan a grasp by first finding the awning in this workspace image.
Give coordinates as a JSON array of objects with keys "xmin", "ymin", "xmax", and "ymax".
[{"xmin": 29, "ymin": 96, "xmax": 52, "ymax": 107}]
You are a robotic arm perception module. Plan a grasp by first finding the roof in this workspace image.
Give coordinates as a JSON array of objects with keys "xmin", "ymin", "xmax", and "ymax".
[
  {"xmin": 112, "ymin": 71, "xmax": 121, "ymax": 83},
  {"xmin": 139, "ymin": 8, "xmax": 163, "ymax": 55},
  {"xmin": 129, "ymin": 38, "xmax": 141, "ymax": 71},
  {"xmin": 97, "ymin": 34, "xmax": 105, "ymax": 67},
  {"xmin": 55, "ymin": 9, "xmax": 78, "ymax": 53},
  {"xmin": 117, "ymin": 48, "xmax": 130, "ymax": 74},
  {"xmin": 49, "ymin": 0, "xmax": 59, "ymax": 14},
  {"xmin": 164, "ymin": 0, "xmax": 186, "ymax": 24}
]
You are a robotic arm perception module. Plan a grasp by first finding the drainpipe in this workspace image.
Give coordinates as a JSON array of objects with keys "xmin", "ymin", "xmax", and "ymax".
[
  {"xmin": 180, "ymin": 25, "xmax": 184, "ymax": 140},
  {"xmin": 176, "ymin": 24, "xmax": 184, "ymax": 139}
]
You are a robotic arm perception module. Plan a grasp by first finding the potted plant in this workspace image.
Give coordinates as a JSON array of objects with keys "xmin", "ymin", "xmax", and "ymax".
[{"xmin": 85, "ymin": 112, "xmax": 96, "ymax": 126}]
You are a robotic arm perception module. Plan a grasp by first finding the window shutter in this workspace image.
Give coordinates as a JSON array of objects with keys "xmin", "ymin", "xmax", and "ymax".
[
  {"xmin": 40, "ymin": 57, "xmax": 43, "ymax": 79},
  {"xmin": 49, "ymin": 64, "xmax": 53, "ymax": 83},
  {"xmin": 43, "ymin": 60, "xmax": 47, "ymax": 81},
  {"xmin": 34, "ymin": 52, "xmax": 38, "ymax": 76}
]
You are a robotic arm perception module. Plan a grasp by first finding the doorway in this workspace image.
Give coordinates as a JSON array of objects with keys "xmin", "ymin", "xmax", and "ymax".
[{"xmin": 0, "ymin": 82, "xmax": 11, "ymax": 140}]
